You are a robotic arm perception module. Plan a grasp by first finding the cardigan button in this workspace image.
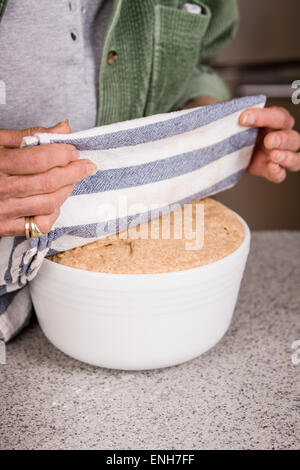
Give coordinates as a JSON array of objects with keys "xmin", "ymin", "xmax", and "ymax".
[{"xmin": 107, "ymin": 50, "xmax": 118, "ymax": 65}]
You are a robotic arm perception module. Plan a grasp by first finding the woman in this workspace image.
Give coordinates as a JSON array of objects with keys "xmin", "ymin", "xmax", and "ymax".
[{"xmin": 0, "ymin": 0, "xmax": 299, "ymax": 238}]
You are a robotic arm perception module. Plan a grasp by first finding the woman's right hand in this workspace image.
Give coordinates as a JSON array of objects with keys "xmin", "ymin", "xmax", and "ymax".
[{"xmin": 0, "ymin": 120, "xmax": 97, "ymax": 237}]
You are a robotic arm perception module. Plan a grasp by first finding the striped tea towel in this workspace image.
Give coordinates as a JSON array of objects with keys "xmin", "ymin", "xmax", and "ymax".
[{"xmin": 0, "ymin": 95, "xmax": 266, "ymax": 342}]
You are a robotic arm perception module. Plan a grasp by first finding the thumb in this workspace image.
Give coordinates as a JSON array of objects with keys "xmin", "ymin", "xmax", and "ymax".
[
  {"xmin": 0, "ymin": 119, "xmax": 71, "ymax": 148},
  {"xmin": 46, "ymin": 119, "xmax": 71, "ymax": 135}
]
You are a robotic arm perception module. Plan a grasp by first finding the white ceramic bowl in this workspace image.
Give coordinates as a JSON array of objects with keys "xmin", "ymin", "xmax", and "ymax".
[{"xmin": 30, "ymin": 213, "xmax": 250, "ymax": 370}]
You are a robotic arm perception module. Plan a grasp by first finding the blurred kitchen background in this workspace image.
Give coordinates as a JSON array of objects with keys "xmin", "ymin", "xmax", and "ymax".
[{"xmin": 210, "ymin": 0, "xmax": 300, "ymax": 229}]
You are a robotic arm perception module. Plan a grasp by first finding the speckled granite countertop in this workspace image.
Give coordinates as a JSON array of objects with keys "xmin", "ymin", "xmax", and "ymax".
[{"xmin": 1, "ymin": 232, "xmax": 299, "ymax": 450}]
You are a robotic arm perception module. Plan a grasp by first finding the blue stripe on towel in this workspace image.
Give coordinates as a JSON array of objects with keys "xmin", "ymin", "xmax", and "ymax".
[
  {"xmin": 44, "ymin": 96, "xmax": 265, "ymax": 151},
  {"xmin": 45, "ymin": 168, "xmax": 245, "ymax": 246},
  {"xmin": 72, "ymin": 128, "xmax": 257, "ymax": 195},
  {"xmin": 0, "ymin": 290, "xmax": 19, "ymax": 315},
  {"xmin": 4, "ymin": 237, "xmax": 25, "ymax": 284}
]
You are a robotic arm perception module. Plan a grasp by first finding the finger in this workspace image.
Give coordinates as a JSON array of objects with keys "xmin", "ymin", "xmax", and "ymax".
[
  {"xmin": 269, "ymin": 150, "xmax": 300, "ymax": 172},
  {"xmin": 0, "ymin": 209, "xmax": 60, "ymax": 237},
  {"xmin": 247, "ymin": 150, "xmax": 287, "ymax": 182},
  {"xmin": 240, "ymin": 107, "xmax": 295, "ymax": 130},
  {"xmin": 0, "ymin": 159, "xmax": 98, "ymax": 198},
  {"xmin": 266, "ymin": 162, "xmax": 287, "ymax": 183},
  {"xmin": 246, "ymin": 149, "xmax": 270, "ymax": 178},
  {"xmin": 0, "ymin": 120, "xmax": 71, "ymax": 148},
  {"xmin": 33, "ymin": 208, "xmax": 61, "ymax": 235},
  {"xmin": 264, "ymin": 130, "xmax": 300, "ymax": 152},
  {"xmin": 0, "ymin": 143, "xmax": 79, "ymax": 175},
  {"xmin": 0, "ymin": 185, "xmax": 74, "ymax": 219}
]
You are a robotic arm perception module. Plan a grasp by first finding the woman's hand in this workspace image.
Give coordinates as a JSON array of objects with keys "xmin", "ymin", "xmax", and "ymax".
[
  {"xmin": 182, "ymin": 97, "xmax": 299, "ymax": 182},
  {"xmin": 240, "ymin": 106, "xmax": 300, "ymax": 182},
  {"xmin": 0, "ymin": 121, "xmax": 97, "ymax": 237}
]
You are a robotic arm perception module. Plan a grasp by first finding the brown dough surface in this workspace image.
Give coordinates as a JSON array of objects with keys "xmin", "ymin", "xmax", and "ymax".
[{"xmin": 49, "ymin": 198, "xmax": 245, "ymax": 274}]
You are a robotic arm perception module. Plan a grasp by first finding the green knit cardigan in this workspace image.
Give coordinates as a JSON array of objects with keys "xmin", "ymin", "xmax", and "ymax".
[{"xmin": 0, "ymin": 0, "xmax": 238, "ymax": 125}]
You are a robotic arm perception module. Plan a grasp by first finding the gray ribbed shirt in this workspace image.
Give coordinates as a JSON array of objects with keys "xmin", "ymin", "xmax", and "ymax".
[{"xmin": 0, "ymin": 0, "xmax": 113, "ymax": 132}]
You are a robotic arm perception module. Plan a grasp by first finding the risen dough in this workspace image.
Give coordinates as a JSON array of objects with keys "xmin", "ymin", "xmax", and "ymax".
[{"xmin": 49, "ymin": 198, "xmax": 245, "ymax": 274}]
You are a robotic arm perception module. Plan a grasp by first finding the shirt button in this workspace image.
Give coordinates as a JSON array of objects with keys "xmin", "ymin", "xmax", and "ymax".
[
  {"xmin": 68, "ymin": 1, "xmax": 78, "ymax": 13},
  {"xmin": 71, "ymin": 31, "xmax": 78, "ymax": 41},
  {"xmin": 107, "ymin": 50, "xmax": 118, "ymax": 65}
]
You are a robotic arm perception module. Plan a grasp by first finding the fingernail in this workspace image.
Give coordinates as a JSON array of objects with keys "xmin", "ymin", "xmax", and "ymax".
[
  {"xmin": 271, "ymin": 163, "xmax": 281, "ymax": 173},
  {"xmin": 272, "ymin": 151, "xmax": 284, "ymax": 163},
  {"xmin": 270, "ymin": 135, "xmax": 281, "ymax": 148},
  {"xmin": 55, "ymin": 119, "xmax": 69, "ymax": 127},
  {"xmin": 241, "ymin": 113, "xmax": 255, "ymax": 126},
  {"xmin": 86, "ymin": 161, "xmax": 98, "ymax": 175}
]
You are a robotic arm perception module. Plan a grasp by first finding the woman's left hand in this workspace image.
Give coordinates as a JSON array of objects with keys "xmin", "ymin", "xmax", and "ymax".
[{"xmin": 239, "ymin": 106, "xmax": 300, "ymax": 182}]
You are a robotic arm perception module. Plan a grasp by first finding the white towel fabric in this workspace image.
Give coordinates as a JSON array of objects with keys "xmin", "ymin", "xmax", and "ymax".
[{"xmin": 0, "ymin": 95, "xmax": 266, "ymax": 342}]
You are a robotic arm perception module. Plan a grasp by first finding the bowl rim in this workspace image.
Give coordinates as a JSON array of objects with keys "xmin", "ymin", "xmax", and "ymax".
[{"xmin": 42, "ymin": 210, "xmax": 250, "ymax": 280}]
